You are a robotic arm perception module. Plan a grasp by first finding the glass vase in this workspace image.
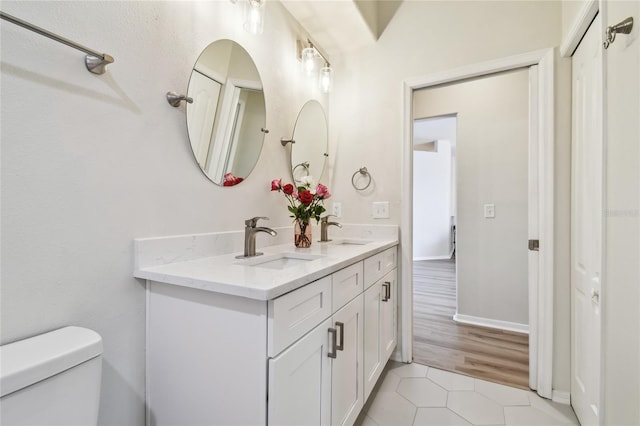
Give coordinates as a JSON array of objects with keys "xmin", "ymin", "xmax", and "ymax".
[{"xmin": 294, "ymin": 219, "xmax": 312, "ymax": 248}]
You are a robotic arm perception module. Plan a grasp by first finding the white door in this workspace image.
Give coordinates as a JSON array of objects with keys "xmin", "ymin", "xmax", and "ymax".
[
  {"xmin": 185, "ymin": 71, "xmax": 222, "ymax": 168},
  {"xmin": 268, "ymin": 317, "xmax": 332, "ymax": 426},
  {"xmin": 571, "ymin": 13, "xmax": 603, "ymax": 426},
  {"xmin": 331, "ymin": 295, "xmax": 364, "ymax": 426}
]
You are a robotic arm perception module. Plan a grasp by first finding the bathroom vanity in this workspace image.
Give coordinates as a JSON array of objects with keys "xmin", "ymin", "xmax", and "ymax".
[{"xmin": 134, "ymin": 226, "xmax": 398, "ymax": 426}]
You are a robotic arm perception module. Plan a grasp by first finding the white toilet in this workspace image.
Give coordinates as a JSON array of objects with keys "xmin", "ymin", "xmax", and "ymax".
[{"xmin": 0, "ymin": 326, "xmax": 103, "ymax": 426}]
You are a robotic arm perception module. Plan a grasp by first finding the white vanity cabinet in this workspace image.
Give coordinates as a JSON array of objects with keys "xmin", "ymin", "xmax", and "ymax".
[
  {"xmin": 363, "ymin": 269, "xmax": 397, "ymax": 400},
  {"xmin": 145, "ymin": 245, "xmax": 397, "ymax": 426},
  {"xmin": 268, "ymin": 262, "xmax": 364, "ymax": 426}
]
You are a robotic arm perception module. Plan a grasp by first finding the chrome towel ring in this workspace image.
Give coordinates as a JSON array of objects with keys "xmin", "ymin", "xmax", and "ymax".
[
  {"xmin": 352, "ymin": 167, "xmax": 372, "ymax": 191},
  {"xmin": 293, "ymin": 161, "xmax": 310, "ymax": 177}
]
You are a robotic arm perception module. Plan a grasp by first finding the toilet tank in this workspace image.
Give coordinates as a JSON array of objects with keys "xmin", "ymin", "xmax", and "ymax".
[{"xmin": 0, "ymin": 326, "xmax": 103, "ymax": 426}]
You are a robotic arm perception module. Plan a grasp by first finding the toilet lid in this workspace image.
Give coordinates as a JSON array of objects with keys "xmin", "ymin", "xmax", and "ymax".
[{"xmin": 0, "ymin": 326, "xmax": 102, "ymax": 397}]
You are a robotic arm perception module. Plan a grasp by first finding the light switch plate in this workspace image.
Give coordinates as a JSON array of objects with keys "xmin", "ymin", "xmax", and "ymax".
[
  {"xmin": 332, "ymin": 202, "xmax": 342, "ymax": 218},
  {"xmin": 484, "ymin": 204, "xmax": 495, "ymax": 218},
  {"xmin": 372, "ymin": 201, "xmax": 390, "ymax": 219}
]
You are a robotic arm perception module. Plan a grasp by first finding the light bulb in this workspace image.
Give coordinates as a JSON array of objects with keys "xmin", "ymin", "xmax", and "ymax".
[
  {"xmin": 244, "ymin": 0, "xmax": 265, "ymax": 35},
  {"xmin": 302, "ymin": 47, "xmax": 316, "ymax": 76},
  {"xmin": 319, "ymin": 66, "xmax": 333, "ymax": 93}
]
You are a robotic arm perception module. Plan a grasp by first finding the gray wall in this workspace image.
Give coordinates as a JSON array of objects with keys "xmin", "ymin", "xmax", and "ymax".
[{"xmin": 413, "ymin": 69, "xmax": 530, "ymax": 326}]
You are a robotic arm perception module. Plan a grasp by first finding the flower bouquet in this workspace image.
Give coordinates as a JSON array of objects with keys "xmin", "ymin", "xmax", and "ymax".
[{"xmin": 271, "ymin": 176, "xmax": 330, "ymax": 248}]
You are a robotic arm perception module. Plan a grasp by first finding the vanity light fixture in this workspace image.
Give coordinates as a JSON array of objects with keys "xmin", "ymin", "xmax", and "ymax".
[
  {"xmin": 244, "ymin": 0, "xmax": 266, "ymax": 35},
  {"xmin": 301, "ymin": 44, "xmax": 317, "ymax": 76},
  {"xmin": 298, "ymin": 39, "xmax": 334, "ymax": 93},
  {"xmin": 319, "ymin": 64, "xmax": 333, "ymax": 93}
]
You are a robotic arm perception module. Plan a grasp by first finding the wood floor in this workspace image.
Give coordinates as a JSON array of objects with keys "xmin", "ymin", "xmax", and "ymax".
[{"xmin": 412, "ymin": 259, "xmax": 530, "ymax": 389}]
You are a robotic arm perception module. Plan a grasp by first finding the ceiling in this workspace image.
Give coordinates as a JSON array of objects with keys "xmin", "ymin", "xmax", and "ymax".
[
  {"xmin": 278, "ymin": 0, "xmax": 403, "ymax": 58},
  {"xmin": 413, "ymin": 115, "xmax": 457, "ymax": 149}
]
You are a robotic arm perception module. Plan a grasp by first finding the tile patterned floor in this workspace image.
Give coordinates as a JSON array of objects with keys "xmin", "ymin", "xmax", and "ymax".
[{"xmin": 357, "ymin": 362, "xmax": 580, "ymax": 426}]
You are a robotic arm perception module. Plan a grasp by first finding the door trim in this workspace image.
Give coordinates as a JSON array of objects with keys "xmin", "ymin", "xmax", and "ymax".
[
  {"xmin": 560, "ymin": 0, "xmax": 599, "ymax": 57},
  {"xmin": 401, "ymin": 48, "xmax": 555, "ymax": 398}
]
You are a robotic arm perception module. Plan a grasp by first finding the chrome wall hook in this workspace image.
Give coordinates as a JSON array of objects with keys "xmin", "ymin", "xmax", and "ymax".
[
  {"xmin": 166, "ymin": 92, "xmax": 193, "ymax": 107},
  {"xmin": 604, "ymin": 17, "xmax": 634, "ymax": 49}
]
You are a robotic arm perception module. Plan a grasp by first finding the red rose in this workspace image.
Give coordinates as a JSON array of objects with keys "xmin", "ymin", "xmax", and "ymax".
[
  {"xmin": 298, "ymin": 190, "xmax": 314, "ymax": 205},
  {"xmin": 271, "ymin": 179, "xmax": 282, "ymax": 191},
  {"xmin": 282, "ymin": 184, "xmax": 294, "ymax": 195}
]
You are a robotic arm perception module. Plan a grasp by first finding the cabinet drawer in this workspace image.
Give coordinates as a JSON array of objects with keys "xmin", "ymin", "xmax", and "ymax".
[
  {"xmin": 332, "ymin": 262, "xmax": 364, "ymax": 313},
  {"xmin": 268, "ymin": 276, "xmax": 332, "ymax": 357},
  {"xmin": 364, "ymin": 247, "xmax": 397, "ymax": 289}
]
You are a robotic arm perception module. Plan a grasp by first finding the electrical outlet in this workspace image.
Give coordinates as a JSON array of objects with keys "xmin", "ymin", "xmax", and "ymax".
[
  {"xmin": 372, "ymin": 201, "xmax": 390, "ymax": 219},
  {"xmin": 484, "ymin": 204, "xmax": 495, "ymax": 218},
  {"xmin": 332, "ymin": 202, "xmax": 342, "ymax": 218}
]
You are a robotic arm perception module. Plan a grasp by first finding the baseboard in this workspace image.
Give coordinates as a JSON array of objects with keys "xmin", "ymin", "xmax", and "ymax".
[
  {"xmin": 413, "ymin": 254, "xmax": 453, "ymax": 261},
  {"xmin": 552, "ymin": 390, "xmax": 571, "ymax": 405},
  {"xmin": 453, "ymin": 313, "xmax": 529, "ymax": 334}
]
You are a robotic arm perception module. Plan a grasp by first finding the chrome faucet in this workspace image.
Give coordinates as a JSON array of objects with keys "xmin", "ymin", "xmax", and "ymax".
[
  {"xmin": 320, "ymin": 215, "xmax": 342, "ymax": 242},
  {"xmin": 238, "ymin": 217, "xmax": 277, "ymax": 258}
]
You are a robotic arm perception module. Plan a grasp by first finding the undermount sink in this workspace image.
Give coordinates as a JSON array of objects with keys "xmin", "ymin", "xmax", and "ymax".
[
  {"xmin": 238, "ymin": 253, "xmax": 323, "ymax": 270},
  {"xmin": 330, "ymin": 239, "xmax": 373, "ymax": 246}
]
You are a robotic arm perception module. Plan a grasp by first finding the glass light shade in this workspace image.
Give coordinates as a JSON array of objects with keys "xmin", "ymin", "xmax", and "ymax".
[
  {"xmin": 301, "ymin": 47, "xmax": 316, "ymax": 76},
  {"xmin": 319, "ymin": 66, "xmax": 333, "ymax": 93},
  {"xmin": 244, "ymin": 0, "xmax": 265, "ymax": 35}
]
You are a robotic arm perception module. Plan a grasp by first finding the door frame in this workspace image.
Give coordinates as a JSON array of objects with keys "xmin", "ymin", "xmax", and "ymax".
[{"xmin": 400, "ymin": 48, "xmax": 556, "ymax": 398}]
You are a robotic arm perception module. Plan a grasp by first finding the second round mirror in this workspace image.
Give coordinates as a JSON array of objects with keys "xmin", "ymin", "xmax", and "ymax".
[{"xmin": 290, "ymin": 100, "xmax": 328, "ymax": 183}]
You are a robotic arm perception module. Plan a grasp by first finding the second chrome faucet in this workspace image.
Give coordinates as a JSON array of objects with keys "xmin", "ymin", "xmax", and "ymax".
[{"xmin": 320, "ymin": 215, "xmax": 342, "ymax": 242}]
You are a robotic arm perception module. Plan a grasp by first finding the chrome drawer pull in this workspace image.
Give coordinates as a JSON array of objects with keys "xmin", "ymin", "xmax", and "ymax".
[
  {"xmin": 336, "ymin": 322, "xmax": 345, "ymax": 351},
  {"xmin": 382, "ymin": 282, "xmax": 390, "ymax": 302},
  {"xmin": 328, "ymin": 328, "xmax": 337, "ymax": 358}
]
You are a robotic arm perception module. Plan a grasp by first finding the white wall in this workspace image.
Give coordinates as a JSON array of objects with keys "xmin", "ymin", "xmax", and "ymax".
[
  {"xmin": 0, "ymin": 2, "xmax": 327, "ymax": 424},
  {"xmin": 413, "ymin": 69, "xmax": 530, "ymax": 326},
  {"xmin": 413, "ymin": 141, "xmax": 453, "ymax": 260},
  {"xmin": 330, "ymin": 0, "xmax": 571, "ymax": 392},
  {"xmin": 602, "ymin": 0, "xmax": 640, "ymax": 423}
]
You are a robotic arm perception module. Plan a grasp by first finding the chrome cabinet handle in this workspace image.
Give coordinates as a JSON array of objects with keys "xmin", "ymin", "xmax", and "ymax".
[
  {"xmin": 382, "ymin": 282, "xmax": 390, "ymax": 302},
  {"xmin": 336, "ymin": 322, "xmax": 344, "ymax": 351},
  {"xmin": 328, "ymin": 328, "xmax": 337, "ymax": 358}
]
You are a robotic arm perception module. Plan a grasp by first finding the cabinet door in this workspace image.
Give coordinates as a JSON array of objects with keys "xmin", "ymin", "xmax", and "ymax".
[
  {"xmin": 363, "ymin": 282, "xmax": 383, "ymax": 401},
  {"xmin": 331, "ymin": 295, "xmax": 364, "ymax": 426},
  {"xmin": 268, "ymin": 318, "xmax": 332, "ymax": 426},
  {"xmin": 380, "ymin": 270, "xmax": 397, "ymax": 361}
]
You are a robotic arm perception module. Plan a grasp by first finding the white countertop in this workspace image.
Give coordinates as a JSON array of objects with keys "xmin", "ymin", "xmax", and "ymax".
[{"xmin": 134, "ymin": 237, "xmax": 398, "ymax": 300}]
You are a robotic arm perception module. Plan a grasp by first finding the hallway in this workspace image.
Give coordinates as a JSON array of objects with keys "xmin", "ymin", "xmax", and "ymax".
[{"xmin": 412, "ymin": 260, "xmax": 529, "ymax": 389}]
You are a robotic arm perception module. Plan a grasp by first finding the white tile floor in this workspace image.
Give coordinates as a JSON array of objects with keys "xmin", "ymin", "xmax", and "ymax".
[{"xmin": 357, "ymin": 362, "xmax": 580, "ymax": 426}]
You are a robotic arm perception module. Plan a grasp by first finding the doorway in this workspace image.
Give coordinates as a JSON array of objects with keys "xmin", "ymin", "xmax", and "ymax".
[
  {"xmin": 410, "ymin": 70, "xmax": 530, "ymax": 389},
  {"xmin": 401, "ymin": 48, "xmax": 556, "ymax": 398}
]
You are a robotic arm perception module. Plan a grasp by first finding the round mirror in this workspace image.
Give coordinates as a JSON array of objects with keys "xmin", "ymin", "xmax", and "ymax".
[
  {"xmin": 290, "ymin": 100, "xmax": 328, "ymax": 183},
  {"xmin": 186, "ymin": 40, "xmax": 266, "ymax": 186}
]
